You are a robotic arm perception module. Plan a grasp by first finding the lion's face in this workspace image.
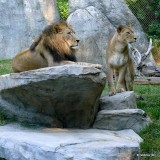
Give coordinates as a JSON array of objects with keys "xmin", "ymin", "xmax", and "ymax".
[
  {"xmin": 62, "ymin": 28, "xmax": 80, "ymax": 49},
  {"xmin": 117, "ymin": 25, "xmax": 136, "ymax": 43}
]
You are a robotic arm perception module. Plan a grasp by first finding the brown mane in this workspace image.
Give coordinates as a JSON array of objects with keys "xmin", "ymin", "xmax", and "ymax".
[{"xmin": 30, "ymin": 21, "xmax": 77, "ymax": 63}]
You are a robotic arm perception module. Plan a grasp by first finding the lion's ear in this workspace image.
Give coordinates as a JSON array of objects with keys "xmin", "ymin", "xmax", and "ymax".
[
  {"xmin": 30, "ymin": 36, "xmax": 42, "ymax": 51},
  {"xmin": 54, "ymin": 24, "xmax": 62, "ymax": 33},
  {"xmin": 117, "ymin": 25, "xmax": 124, "ymax": 33}
]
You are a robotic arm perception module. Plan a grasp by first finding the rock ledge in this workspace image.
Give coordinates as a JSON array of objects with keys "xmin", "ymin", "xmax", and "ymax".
[{"xmin": 0, "ymin": 124, "xmax": 142, "ymax": 160}]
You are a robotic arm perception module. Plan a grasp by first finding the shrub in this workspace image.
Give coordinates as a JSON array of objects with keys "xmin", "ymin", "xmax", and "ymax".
[{"xmin": 56, "ymin": 0, "xmax": 68, "ymax": 20}]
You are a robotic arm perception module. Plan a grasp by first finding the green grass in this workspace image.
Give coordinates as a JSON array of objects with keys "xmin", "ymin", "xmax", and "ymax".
[
  {"xmin": 103, "ymin": 84, "xmax": 160, "ymax": 160},
  {"xmin": 134, "ymin": 85, "xmax": 160, "ymax": 160},
  {"xmin": 1, "ymin": 60, "xmax": 160, "ymax": 159},
  {"xmin": 0, "ymin": 59, "xmax": 13, "ymax": 125},
  {"xmin": 0, "ymin": 59, "xmax": 12, "ymax": 75}
]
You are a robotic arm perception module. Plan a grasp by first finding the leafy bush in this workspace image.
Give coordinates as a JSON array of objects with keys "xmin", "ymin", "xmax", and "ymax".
[{"xmin": 56, "ymin": 0, "xmax": 68, "ymax": 20}]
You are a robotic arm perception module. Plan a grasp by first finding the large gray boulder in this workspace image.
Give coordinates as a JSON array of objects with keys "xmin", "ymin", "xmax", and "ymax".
[
  {"xmin": 67, "ymin": 0, "xmax": 155, "ymax": 70},
  {"xmin": 0, "ymin": 64, "xmax": 106, "ymax": 128},
  {"xmin": 0, "ymin": 124, "xmax": 142, "ymax": 160},
  {"xmin": 0, "ymin": 0, "xmax": 60, "ymax": 59}
]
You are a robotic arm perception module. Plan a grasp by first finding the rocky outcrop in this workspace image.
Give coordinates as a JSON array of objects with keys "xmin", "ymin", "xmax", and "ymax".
[
  {"xmin": 93, "ymin": 91, "xmax": 151, "ymax": 132},
  {"xmin": 0, "ymin": 124, "xmax": 142, "ymax": 160},
  {"xmin": 0, "ymin": 64, "xmax": 106, "ymax": 128},
  {"xmin": 0, "ymin": 0, "xmax": 60, "ymax": 59},
  {"xmin": 67, "ymin": 0, "xmax": 155, "ymax": 70}
]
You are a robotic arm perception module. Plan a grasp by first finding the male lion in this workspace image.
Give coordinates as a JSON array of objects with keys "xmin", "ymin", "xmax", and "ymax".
[
  {"xmin": 106, "ymin": 24, "xmax": 137, "ymax": 96},
  {"xmin": 12, "ymin": 21, "xmax": 100, "ymax": 72}
]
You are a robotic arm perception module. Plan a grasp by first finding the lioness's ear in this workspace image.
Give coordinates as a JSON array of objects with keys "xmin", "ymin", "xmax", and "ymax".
[{"xmin": 117, "ymin": 25, "xmax": 124, "ymax": 33}]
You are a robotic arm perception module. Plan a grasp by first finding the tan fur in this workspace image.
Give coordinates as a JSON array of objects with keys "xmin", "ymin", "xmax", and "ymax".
[
  {"xmin": 106, "ymin": 24, "xmax": 136, "ymax": 96},
  {"xmin": 12, "ymin": 21, "xmax": 80, "ymax": 72}
]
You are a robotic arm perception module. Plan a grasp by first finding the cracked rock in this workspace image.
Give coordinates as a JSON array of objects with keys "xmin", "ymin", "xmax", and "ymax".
[
  {"xmin": 0, "ymin": 64, "xmax": 106, "ymax": 128},
  {"xmin": 93, "ymin": 109, "xmax": 151, "ymax": 132},
  {"xmin": 0, "ymin": 124, "xmax": 142, "ymax": 160}
]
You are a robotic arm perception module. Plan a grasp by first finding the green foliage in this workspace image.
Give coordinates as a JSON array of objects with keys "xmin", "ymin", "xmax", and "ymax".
[
  {"xmin": 125, "ymin": 0, "xmax": 160, "ymax": 39},
  {"xmin": 56, "ymin": 0, "xmax": 68, "ymax": 20},
  {"xmin": 148, "ymin": 22, "xmax": 160, "ymax": 39}
]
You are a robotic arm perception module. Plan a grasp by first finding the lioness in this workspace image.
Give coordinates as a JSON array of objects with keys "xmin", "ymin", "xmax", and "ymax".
[
  {"xmin": 12, "ymin": 21, "xmax": 101, "ymax": 72},
  {"xmin": 106, "ymin": 24, "xmax": 136, "ymax": 96}
]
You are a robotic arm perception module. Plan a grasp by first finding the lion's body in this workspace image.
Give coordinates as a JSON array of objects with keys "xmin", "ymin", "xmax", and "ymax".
[
  {"xmin": 12, "ymin": 49, "xmax": 48, "ymax": 72},
  {"xmin": 106, "ymin": 25, "xmax": 136, "ymax": 96},
  {"xmin": 12, "ymin": 21, "xmax": 79, "ymax": 72}
]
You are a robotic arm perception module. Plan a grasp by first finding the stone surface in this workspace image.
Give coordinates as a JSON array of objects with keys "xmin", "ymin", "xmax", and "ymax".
[
  {"xmin": 0, "ymin": 0, "xmax": 60, "ymax": 59},
  {"xmin": 0, "ymin": 124, "xmax": 142, "ymax": 160},
  {"xmin": 0, "ymin": 64, "xmax": 106, "ymax": 128},
  {"xmin": 67, "ymin": 6, "xmax": 114, "ymax": 72},
  {"xmin": 67, "ymin": 0, "xmax": 155, "ymax": 71},
  {"xmin": 93, "ymin": 109, "xmax": 151, "ymax": 132},
  {"xmin": 100, "ymin": 91, "xmax": 137, "ymax": 110}
]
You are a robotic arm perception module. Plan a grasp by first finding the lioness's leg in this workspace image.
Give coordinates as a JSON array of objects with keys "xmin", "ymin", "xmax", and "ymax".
[
  {"xmin": 116, "ymin": 65, "xmax": 127, "ymax": 93},
  {"xmin": 125, "ymin": 59, "xmax": 134, "ymax": 91},
  {"xmin": 114, "ymin": 69, "xmax": 119, "ymax": 81},
  {"xmin": 107, "ymin": 66, "xmax": 115, "ymax": 96}
]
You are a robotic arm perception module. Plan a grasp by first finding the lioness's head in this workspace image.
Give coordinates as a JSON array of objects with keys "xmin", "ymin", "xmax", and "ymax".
[{"xmin": 117, "ymin": 24, "xmax": 136, "ymax": 43}]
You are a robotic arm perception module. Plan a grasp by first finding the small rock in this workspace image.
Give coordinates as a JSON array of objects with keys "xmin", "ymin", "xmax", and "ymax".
[
  {"xmin": 100, "ymin": 91, "xmax": 137, "ymax": 110},
  {"xmin": 93, "ymin": 109, "xmax": 151, "ymax": 132}
]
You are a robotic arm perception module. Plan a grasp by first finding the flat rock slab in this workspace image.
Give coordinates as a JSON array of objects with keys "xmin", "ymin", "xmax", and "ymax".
[
  {"xmin": 0, "ymin": 64, "xmax": 106, "ymax": 128},
  {"xmin": 0, "ymin": 124, "xmax": 142, "ymax": 160},
  {"xmin": 100, "ymin": 91, "xmax": 137, "ymax": 110},
  {"xmin": 93, "ymin": 109, "xmax": 151, "ymax": 132}
]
